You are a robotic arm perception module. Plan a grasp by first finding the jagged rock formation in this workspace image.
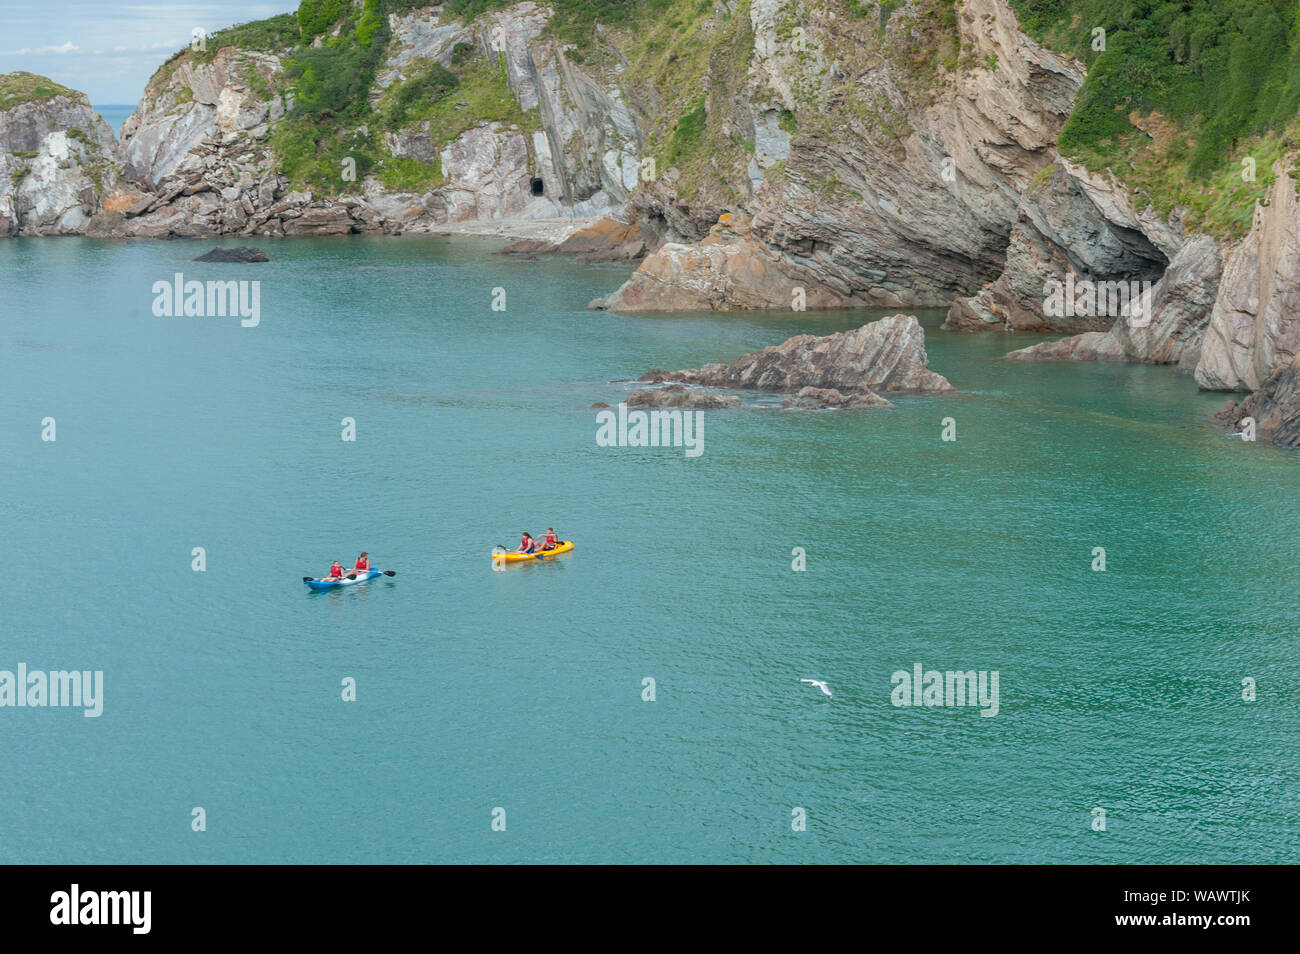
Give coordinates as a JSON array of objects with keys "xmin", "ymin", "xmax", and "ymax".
[
  {"xmin": 1003, "ymin": 161, "xmax": 1300, "ymax": 403},
  {"xmin": 109, "ymin": 46, "xmax": 292, "ymax": 237},
  {"xmin": 1216, "ymin": 355, "xmax": 1300, "ymax": 448},
  {"xmin": 0, "ymin": 74, "xmax": 117, "ymax": 235},
  {"xmin": 596, "ymin": 0, "xmax": 1084, "ymax": 312},
  {"xmin": 589, "ymin": 212, "xmax": 808, "ymax": 311},
  {"xmin": 946, "ymin": 159, "xmax": 1176, "ymax": 333},
  {"xmin": 1006, "ymin": 234, "xmax": 1222, "ymax": 366},
  {"xmin": 639, "ymin": 314, "xmax": 954, "ymax": 400},
  {"xmin": 1194, "ymin": 165, "xmax": 1300, "ymax": 392}
]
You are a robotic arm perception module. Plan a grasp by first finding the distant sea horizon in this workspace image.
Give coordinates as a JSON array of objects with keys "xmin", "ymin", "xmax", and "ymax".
[{"xmin": 93, "ymin": 104, "xmax": 136, "ymax": 136}]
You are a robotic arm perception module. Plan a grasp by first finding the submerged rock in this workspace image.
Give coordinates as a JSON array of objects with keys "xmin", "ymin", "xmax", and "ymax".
[
  {"xmin": 626, "ymin": 385, "xmax": 740, "ymax": 409},
  {"xmin": 781, "ymin": 386, "xmax": 892, "ymax": 410},
  {"xmin": 194, "ymin": 246, "xmax": 269, "ymax": 262},
  {"xmin": 641, "ymin": 314, "xmax": 954, "ymax": 397}
]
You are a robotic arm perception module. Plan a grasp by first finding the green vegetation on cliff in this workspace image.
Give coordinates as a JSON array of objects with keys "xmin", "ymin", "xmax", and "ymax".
[
  {"xmin": 0, "ymin": 72, "xmax": 81, "ymax": 111},
  {"xmin": 373, "ymin": 53, "xmax": 536, "ymax": 191},
  {"xmin": 1011, "ymin": 0, "xmax": 1300, "ymax": 238},
  {"xmin": 271, "ymin": 0, "xmax": 724, "ymax": 196},
  {"xmin": 267, "ymin": 0, "xmax": 392, "ymax": 191},
  {"xmin": 202, "ymin": 14, "xmax": 301, "ymax": 57},
  {"xmin": 268, "ymin": 0, "xmax": 541, "ymax": 193}
]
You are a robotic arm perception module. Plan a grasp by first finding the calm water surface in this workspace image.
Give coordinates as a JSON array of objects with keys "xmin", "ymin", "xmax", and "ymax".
[{"xmin": 1, "ymin": 236, "xmax": 1297, "ymax": 863}]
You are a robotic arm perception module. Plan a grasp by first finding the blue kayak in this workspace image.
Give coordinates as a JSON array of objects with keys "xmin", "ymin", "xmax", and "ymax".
[{"xmin": 304, "ymin": 569, "xmax": 383, "ymax": 590}]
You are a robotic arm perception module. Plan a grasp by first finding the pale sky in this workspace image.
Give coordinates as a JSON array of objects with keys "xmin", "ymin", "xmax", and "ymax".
[{"xmin": 0, "ymin": 1, "xmax": 294, "ymax": 103}]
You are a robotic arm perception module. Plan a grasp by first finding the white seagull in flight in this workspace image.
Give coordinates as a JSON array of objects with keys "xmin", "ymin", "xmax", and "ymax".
[{"xmin": 801, "ymin": 679, "xmax": 832, "ymax": 698}]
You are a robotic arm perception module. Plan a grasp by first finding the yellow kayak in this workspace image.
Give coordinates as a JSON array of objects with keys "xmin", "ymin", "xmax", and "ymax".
[{"xmin": 492, "ymin": 541, "xmax": 574, "ymax": 563}]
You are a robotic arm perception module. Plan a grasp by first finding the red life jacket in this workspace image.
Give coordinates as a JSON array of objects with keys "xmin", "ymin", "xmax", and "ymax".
[
  {"xmin": 355, "ymin": 558, "xmax": 369, "ymax": 571},
  {"xmin": 329, "ymin": 565, "xmax": 343, "ymax": 578}
]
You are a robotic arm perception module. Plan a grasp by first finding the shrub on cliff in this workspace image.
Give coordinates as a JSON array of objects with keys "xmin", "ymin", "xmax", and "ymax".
[
  {"xmin": 1012, "ymin": 0, "xmax": 1300, "ymax": 237},
  {"xmin": 387, "ymin": 62, "xmax": 459, "ymax": 128},
  {"xmin": 202, "ymin": 14, "xmax": 300, "ymax": 56},
  {"xmin": 285, "ymin": 2, "xmax": 390, "ymax": 120},
  {"xmin": 297, "ymin": 0, "xmax": 349, "ymax": 37},
  {"xmin": 1013, "ymin": 0, "xmax": 1300, "ymax": 174}
]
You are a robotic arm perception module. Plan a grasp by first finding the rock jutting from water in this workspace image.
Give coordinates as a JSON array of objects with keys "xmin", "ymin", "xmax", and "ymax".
[
  {"xmin": 501, "ymin": 216, "xmax": 657, "ymax": 263},
  {"xmin": 639, "ymin": 314, "xmax": 953, "ymax": 409},
  {"xmin": 781, "ymin": 387, "xmax": 893, "ymax": 410},
  {"xmin": 1215, "ymin": 354, "xmax": 1300, "ymax": 448},
  {"xmin": 625, "ymin": 385, "xmax": 741, "ymax": 410},
  {"xmin": 194, "ymin": 246, "xmax": 269, "ymax": 262}
]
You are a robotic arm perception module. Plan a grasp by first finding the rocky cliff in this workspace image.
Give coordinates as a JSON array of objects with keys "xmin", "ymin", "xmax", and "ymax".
[
  {"xmin": 100, "ymin": 1, "xmax": 648, "ymax": 237},
  {"xmin": 0, "ymin": 73, "xmax": 118, "ymax": 236},
  {"xmin": 1216, "ymin": 353, "xmax": 1300, "ymax": 449},
  {"xmin": 6, "ymin": 0, "xmax": 1300, "ymax": 449},
  {"xmin": 1004, "ymin": 160, "xmax": 1300, "ymax": 404},
  {"xmin": 1, "ymin": 2, "xmax": 650, "ymax": 239},
  {"xmin": 596, "ymin": 0, "xmax": 1083, "ymax": 311}
]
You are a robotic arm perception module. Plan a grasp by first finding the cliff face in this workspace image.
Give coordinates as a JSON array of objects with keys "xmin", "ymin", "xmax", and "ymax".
[
  {"xmin": 1003, "ymin": 161, "xmax": 1300, "ymax": 397},
  {"xmin": 946, "ymin": 158, "xmax": 1179, "ymax": 333},
  {"xmin": 108, "ymin": 47, "xmax": 288, "ymax": 237},
  {"xmin": 1194, "ymin": 163, "xmax": 1300, "ymax": 392},
  {"xmin": 597, "ymin": 0, "xmax": 1083, "ymax": 311},
  {"xmin": 5, "ymin": 1, "xmax": 1300, "ymax": 444},
  {"xmin": 1217, "ymin": 354, "xmax": 1300, "ymax": 449},
  {"xmin": 0, "ymin": 73, "xmax": 117, "ymax": 236},
  {"xmin": 96, "ymin": 1, "xmax": 644, "ymax": 238}
]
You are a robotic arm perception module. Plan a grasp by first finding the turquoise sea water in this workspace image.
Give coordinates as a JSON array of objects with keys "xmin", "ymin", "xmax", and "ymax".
[
  {"xmin": 1, "ymin": 236, "xmax": 1297, "ymax": 864},
  {"xmin": 92, "ymin": 105, "xmax": 135, "ymax": 137}
]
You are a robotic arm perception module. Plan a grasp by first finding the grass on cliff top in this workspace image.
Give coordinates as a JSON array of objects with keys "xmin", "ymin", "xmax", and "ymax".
[
  {"xmin": 0, "ymin": 72, "xmax": 81, "ymax": 111},
  {"xmin": 204, "ymin": 14, "xmax": 301, "ymax": 57},
  {"xmin": 433, "ymin": 0, "xmax": 672, "ymax": 43},
  {"xmin": 1010, "ymin": 0, "xmax": 1300, "ymax": 239}
]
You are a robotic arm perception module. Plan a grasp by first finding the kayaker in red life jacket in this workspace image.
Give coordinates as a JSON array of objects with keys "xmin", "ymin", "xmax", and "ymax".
[
  {"xmin": 354, "ymin": 552, "xmax": 370, "ymax": 573},
  {"xmin": 540, "ymin": 528, "xmax": 559, "ymax": 551},
  {"xmin": 516, "ymin": 532, "xmax": 536, "ymax": 554},
  {"xmin": 327, "ymin": 561, "xmax": 345, "ymax": 579}
]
